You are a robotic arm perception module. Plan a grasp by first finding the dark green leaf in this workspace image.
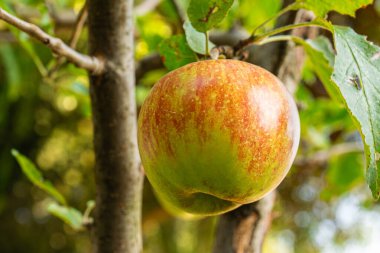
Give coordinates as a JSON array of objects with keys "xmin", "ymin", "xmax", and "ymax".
[
  {"xmin": 183, "ymin": 20, "xmax": 215, "ymax": 54},
  {"xmin": 11, "ymin": 149, "xmax": 67, "ymax": 205},
  {"xmin": 295, "ymin": 0, "xmax": 372, "ymax": 17},
  {"xmin": 47, "ymin": 203, "xmax": 84, "ymax": 231},
  {"xmin": 187, "ymin": 0, "xmax": 234, "ymax": 32},
  {"xmin": 158, "ymin": 35, "xmax": 197, "ymax": 71},
  {"xmin": 330, "ymin": 26, "xmax": 380, "ymax": 199}
]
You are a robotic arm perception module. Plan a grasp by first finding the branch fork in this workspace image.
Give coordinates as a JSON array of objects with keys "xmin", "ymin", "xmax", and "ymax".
[{"xmin": 0, "ymin": 7, "xmax": 105, "ymax": 75}]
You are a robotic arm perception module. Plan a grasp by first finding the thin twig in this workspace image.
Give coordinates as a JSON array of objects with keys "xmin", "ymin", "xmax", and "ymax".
[
  {"xmin": 254, "ymin": 34, "xmax": 300, "ymax": 45},
  {"xmin": 253, "ymin": 22, "xmax": 326, "ymax": 43},
  {"xmin": 234, "ymin": 5, "xmax": 326, "ymax": 56},
  {"xmin": 251, "ymin": 2, "xmax": 297, "ymax": 36},
  {"xmin": 234, "ymin": 22, "xmax": 325, "ymax": 54},
  {"xmin": 0, "ymin": 7, "xmax": 104, "ymax": 74},
  {"xmin": 47, "ymin": 3, "xmax": 89, "ymax": 77},
  {"xmin": 295, "ymin": 142, "xmax": 363, "ymax": 167},
  {"xmin": 69, "ymin": 7, "xmax": 88, "ymax": 49}
]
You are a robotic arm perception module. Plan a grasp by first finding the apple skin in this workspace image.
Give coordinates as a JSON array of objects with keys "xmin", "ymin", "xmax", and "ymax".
[{"xmin": 138, "ymin": 59, "xmax": 300, "ymax": 217}]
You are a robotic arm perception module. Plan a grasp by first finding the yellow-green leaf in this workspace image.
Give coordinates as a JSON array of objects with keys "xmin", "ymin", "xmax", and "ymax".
[
  {"xmin": 11, "ymin": 149, "xmax": 67, "ymax": 205},
  {"xmin": 295, "ymin": 0, "xmax": 372, "ymax": 17},
  {"xmin": 48, "ymin": 203, "xmax": 84, "ymax": 231}
]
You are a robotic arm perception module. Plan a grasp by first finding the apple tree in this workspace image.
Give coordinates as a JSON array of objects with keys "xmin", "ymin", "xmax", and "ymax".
[{"xmin": 0, "ymin": 0, "xmax": 379, "ymax": 252}]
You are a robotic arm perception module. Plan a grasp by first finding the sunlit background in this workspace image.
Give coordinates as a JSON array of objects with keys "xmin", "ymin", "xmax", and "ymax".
[{"xmin": 1, "ymin": 0, "xmax": 380, "ymax": 252}]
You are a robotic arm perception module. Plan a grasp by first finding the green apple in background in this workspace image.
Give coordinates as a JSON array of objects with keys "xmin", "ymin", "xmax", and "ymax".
[{"xmin": 138, "ymin": 60, "xmax": 300, "ymax": 217}]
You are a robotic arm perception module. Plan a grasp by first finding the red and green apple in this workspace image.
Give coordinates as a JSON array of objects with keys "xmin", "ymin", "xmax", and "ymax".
[{"xmin": 138, "ymin": 59, "xmax": 300, "ymax": 217}]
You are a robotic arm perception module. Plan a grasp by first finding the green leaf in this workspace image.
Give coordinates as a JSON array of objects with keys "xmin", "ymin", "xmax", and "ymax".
[
  {"xmin": 295, "ymin": 0, "xmax": 373, "ymax": 17},
  {"xmin": 328, "ymin": 152, "xmax": 364, "ymax": 189},
  {"xmin": 321, "ymin": 152, "xmax": 364, "ymax": 200},
  {"xmin": 158, "ymin": 35, "xmax": 197, "ymax": 71},
  {"xmin": 187, "ymin": 0, "xmax": 235, "ymax": 32},
  {"xmin": 300, "ymin": 36, "xmax": 344, "ymax": 103},
  {"xmin": 307, "ymin": 36, "xmax": 335, "ymax": 66},
  {"xmin": 183, "ymin": 20, "xmax": 215, "ymax": 54},
  {"xmin": 330, "ymin": 26, "xmax": 380, "ymax": 199},
  {"xmin": 238, "ymin": 0, "xmax": 282, "ymax": 31},
  {"xmin": 48, "ymin": 203, "xmax": 84, "ymax": 231},
  {"xmin": 11, "ymin": 149, "xmax": 67, "ymax": 205}
]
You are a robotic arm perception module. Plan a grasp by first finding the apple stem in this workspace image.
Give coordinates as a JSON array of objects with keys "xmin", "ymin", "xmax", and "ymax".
[
  {"xmin": 205, "ymin": 31, "xmax": 209, "ymax": 58},
  {"xmin": 210, "ymin": 47, "xmax": 220, "ymax": 60}
]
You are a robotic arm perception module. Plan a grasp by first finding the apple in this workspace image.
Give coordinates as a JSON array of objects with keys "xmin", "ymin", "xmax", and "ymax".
[{"xmin": 137, "ymin": 59, "xmax": 300, "ymax": 217}]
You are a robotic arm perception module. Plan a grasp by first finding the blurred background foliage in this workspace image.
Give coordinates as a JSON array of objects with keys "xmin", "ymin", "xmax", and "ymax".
[{"xmin": 1, "ymin": 0, "xmax": 380, "ymax": 252}]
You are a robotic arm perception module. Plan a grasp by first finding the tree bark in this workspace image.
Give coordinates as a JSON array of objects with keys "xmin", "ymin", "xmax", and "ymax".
[
  {"xmin": 87, "ymin": 1, "xmax": 143, "ymax": 253},
  {"xmin": 212, "ymin": 5, "xmax": 317, "ymax": 253},
  {"xmin": 213, "ymin": 192, "xmax": 276, "ymax": 253}
]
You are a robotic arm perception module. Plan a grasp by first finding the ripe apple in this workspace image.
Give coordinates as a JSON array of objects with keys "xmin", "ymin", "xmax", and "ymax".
[{"xmin": 138, "ymin": 59, "xmax": 300, "ymax": 217}]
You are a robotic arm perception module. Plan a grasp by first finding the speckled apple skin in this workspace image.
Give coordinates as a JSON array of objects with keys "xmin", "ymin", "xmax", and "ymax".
[{"xmin": 138, "ymin": 60, "xmax": 300, "ymax": 216}]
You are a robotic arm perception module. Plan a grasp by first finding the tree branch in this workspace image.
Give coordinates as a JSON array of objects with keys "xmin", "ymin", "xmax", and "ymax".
[
  {"xmin": 88, "ymin": 0, "xmax": 144, "ymax": 252},
  {"xmin": 295, "ymin": 142, "xmax": 363, "ymax": 167},
  {"xmin": 213, "ymin": 192, "xmax": 276, "ymax": 253},
  {"xmin": 212, "ymin": 4, "xmax": 318, "ymax": 253},
  {"xmin": 135, "ymin": 53, "xmax": 164, "ymax": 82},
  {"xmin": 68, "ymin": 5, "xmax": 88, "ymax": 49},
  {"xmin": 47, "ymin": 2, "xmax": 89, "ymax": 77},
  {"xmin": 276, "ymin": 10, "xmax": 317, "ymax": 93},
  {"xmin": 0, "ymin": 7, "xmax": 104, "ymax": 74}
]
